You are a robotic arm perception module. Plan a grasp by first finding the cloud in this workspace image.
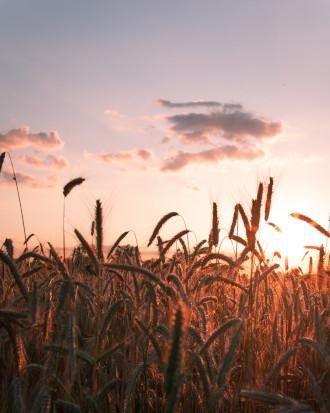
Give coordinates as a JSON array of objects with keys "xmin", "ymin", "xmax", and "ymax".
[
  {"xmin": 157, "ymin": 99, "xmax": 223, "ymax": 108},
  {"xmin": 223, "ymin": 103, "xmax": 243, "ymax": 112},
  {"xmin": 91, "ymin": 148, "xmax": 153, "ymax": 164},
  {"xmin": 96, "ymin": 151, "xmax": 133, "ymax": 162},
  {"xmin": 161, "ymin": 145, "xmax": 263, "ymax": 171},
  {"xmin": 167, "ymin": 109, "xmax": 282, "ymax": 144},
  {"xmin": 0, "ymin": 170, "xmax": 56, "ymax": 189},
  {"xmin": 136, "ymin": 149, "xmax": 152, "ymax": 160},
  {"xmin": 161, "ymin": 136, "xmax": 171, "ymax": 144},
  {"xmin": 18, "ymin": 154, "xmax": 68, "ymax": 169},
  {"xmin": 0, "ymin": 127, "xmax": 63, "ymax": 151}
]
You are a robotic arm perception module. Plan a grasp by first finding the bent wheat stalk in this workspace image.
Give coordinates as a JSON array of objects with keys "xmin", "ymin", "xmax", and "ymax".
[{"xmin": 62, "ymin": 177, "xmax": 85, "ymax": 260}]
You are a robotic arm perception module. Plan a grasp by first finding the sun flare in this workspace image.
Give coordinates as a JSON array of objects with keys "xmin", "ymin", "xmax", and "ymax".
[{"xmin": 259, "ymin": 212, "xmax": 328, "ymax": 270}]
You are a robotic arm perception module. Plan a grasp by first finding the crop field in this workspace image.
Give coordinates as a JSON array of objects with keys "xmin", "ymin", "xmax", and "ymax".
[{"xmin": 0, "ymin": 176, "xmax": 329, "ymax": 413}]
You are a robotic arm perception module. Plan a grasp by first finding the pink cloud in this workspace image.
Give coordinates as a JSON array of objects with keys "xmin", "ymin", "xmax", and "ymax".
[
  {"xmin": 0, "ymin": 127, "xmax": 63, "ymax": 151},
  {"xmin": 97, "ymin": 151, "xmax": 133, "ymax": 162},
  {"xmin": 0, "ymin": 170, "xmax": 57, "ymax": 189},
  {"xmin": 18, "ymin": 154, "xmax": 68, "ymax": 169},
  {"xmin": 92, "ymin": 148, "xmax": 153, "ymax": 164},
  {"xmin": 161, "ymin": 145, "xmax": 263, "ymax": 171},
  {"xmin": 136, "ymin": 149, "xmax": 152, "ymax": 160}
]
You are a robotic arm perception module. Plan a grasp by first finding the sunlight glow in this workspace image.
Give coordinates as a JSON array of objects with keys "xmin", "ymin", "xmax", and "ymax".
[{"xmin": 259, "ymin": 213, "xmax": 328, "ymax": 270}]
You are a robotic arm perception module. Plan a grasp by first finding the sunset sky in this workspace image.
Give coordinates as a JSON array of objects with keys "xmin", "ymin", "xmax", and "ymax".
[{"xmin": 1, "ymin": 0, "xmax": 330, "ymax": 263}]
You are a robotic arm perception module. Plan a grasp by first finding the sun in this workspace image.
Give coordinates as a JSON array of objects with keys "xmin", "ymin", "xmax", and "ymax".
[{"xmin": 258, "ymin": 213, "xmax": 327, "ymax": 270}]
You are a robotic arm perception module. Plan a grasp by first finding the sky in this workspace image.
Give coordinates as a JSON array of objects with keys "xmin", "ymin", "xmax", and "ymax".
[{"xmin": 1, "ymin": 0, "xmax": 330, "ymax": 264}]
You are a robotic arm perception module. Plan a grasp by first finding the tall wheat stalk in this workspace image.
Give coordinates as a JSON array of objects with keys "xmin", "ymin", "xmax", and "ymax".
[{"xmin": 5, "ymin": 152, "xmax": 28, "ymax": 245}]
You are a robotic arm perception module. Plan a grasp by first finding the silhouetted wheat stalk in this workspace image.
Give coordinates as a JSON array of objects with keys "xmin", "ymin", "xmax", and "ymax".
[
  {"xmin": 0, "ymin": 152, "xmax": 28, "ymax": 245},
  {"xmin": 62, "ymin": 177, "xmax": 85, "ymax": 261}
]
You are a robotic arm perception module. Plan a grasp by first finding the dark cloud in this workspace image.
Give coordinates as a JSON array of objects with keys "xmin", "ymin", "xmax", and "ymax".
[
  {"xmin": 157, "ymin": 99, "xmax": 222, "ymax": 108},
  {"xmin": 18, "ymin": 154, "xmax": 68, "ymax": 169},
  {"xmin": 0, "ymin": 170, "xmax": 55, "ymax": 188},
  {"xmin": 167, "ymin": 110, "xmax": 282, "ymax": 144},
  {"xmin": 223, "ymin": 103, "xmax": 243, "ymax": 112},
  {"xmin": 0, "ymin": 127, "xmax": 63, "ymax": 151},
  {"xmin": 161, "ymin": 145, "xmax": 263, "ymax": 171}
]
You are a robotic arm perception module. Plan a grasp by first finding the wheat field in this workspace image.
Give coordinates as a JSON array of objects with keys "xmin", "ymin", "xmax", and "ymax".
[{"xmin": 0, "ymin": 178, "xmax": 329, "ymax": 413}]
